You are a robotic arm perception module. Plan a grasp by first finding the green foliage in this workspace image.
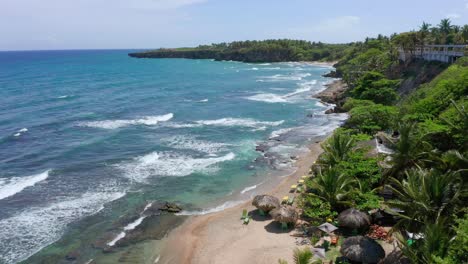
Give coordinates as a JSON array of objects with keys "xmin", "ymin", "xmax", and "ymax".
[
  {"xmin": 342, "ymin": 98, "xmax": 375, "ymax": 111},
  {"xmin": 292, "ymin": 247, "xmax": 319, "ymax": 264},
  {"xmin": 130, "ymin": 39, "xmax": 353, "ymax": 63},
  {"xmin": 347, "ymin": 102, "xmax": 398, "ymax": 134},
  {"xmin": 388, "ymin": 168, "xmax": 463, "ymax": 228},
  {"xmin": 306, "ymin": 167, "xmax": 358, "ymax": 210},
  {"xmin": 352, "ymin": 71, "xmax": 400, "ymax": 105},
  {"xmin": 384, "ymin": 122, "xmax": 432, "ymax": 179},
  {"xmin": 299, "ymin": 195, "xmax": 337, "ymax": 225},
  {"xmin": 403, "ymin": 63, "xmax": 468, "ymax": 118},
  {"xmin": 334, "ymin": 148, "xmax": 382, "ymax": 190},
  {"xmin": 350, "ymin": 191, "xmax": 382, "ymax": 211},
  {"xmin": 318, "ymin": 132, "xmax": 355, "ymax": 166}
]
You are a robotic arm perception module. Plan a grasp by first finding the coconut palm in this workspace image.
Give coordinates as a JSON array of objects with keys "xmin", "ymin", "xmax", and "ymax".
[
  {"xmin": 319, "ymin": 132, "xmax": 355, "ymax": 166},
  {"xmin": 387, "ymin": 168, "xmax": 463, "ymax": 228},
  {"xmin": 307, "ymin": 166, "xmax": 358, "ymax": 210},
  {"xmin": 419, "ymin": 22, "xmax": 431, "ymax": 48},
  {"xmin": 439, "ymin": 19, "xmax": 452, "ymax": 35}
]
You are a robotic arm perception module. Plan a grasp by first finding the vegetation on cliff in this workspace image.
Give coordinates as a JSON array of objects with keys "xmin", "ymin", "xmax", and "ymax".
[{"xmin": 129, "ymin": 39, "xmax": 351, "ymax": 62}]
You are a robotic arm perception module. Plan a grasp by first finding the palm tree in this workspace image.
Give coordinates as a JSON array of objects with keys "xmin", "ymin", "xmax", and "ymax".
[
  {"xmin": 387, "ymin": 168, "xmax": 463, "ymax": 228},
  {"xmin": 438, "ymin": 19, "xmax": 453, "ymax": 44},
  {"xmin": 419, "ymin": 22, "xmax": 431, "ymax": 50},
  {"xmin": 383, "ymin": 122, "xmax": 431, "ymax": 180},
  {"xmin": 439, "ymin": 19, "xmax": 452, "ymax": 35},
  {"xmin": 397, "ymin": 217, "xmax": 455, "ymax": 264},
  {"xmin": 461, "ymin": 25, "xmax": 468, "ymax": 43},
  {"xmin": 278, "ymin": 248, "xmax": 321, "ymax": 264},
  {"xmin": 307, "ymin": 166, "xmax": 358, "ymax": 210},
  {"xmin": 319, "ymin": 132, "xmax": 355, "ymax": 166}
]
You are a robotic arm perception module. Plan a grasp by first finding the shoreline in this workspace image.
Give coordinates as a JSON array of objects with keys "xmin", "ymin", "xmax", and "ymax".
[
  {"xmin": 157, "ymin": 78, "xmax": 347, "ymax": 264},
  {"xmin": 158, "ymin": 140, "xmax": 325, "ymax": 264}
]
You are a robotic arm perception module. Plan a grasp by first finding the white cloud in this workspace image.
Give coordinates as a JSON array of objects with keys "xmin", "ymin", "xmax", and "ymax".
[{"xmin": 446, "ymin": 13, "xmax": 461, "ymax": 19}]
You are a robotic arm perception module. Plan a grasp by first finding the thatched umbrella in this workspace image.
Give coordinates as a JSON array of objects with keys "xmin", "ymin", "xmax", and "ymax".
[
  {"xmin": 340, "ymin": 236, "xmax": 385, "ymax": 264},
  {"xmin": 269, "ymin": 205, "xmax": 298, "ymax": 229},
  {"xmin": 252, "ymin": 195, "xmax": 280, "ymax": 215},
  {"xmin": 337, "ymin": 208, "xmax": 371, "ymax": 230},
  {"xmin": 379, "ymin": 249, "xmax": 410, "ymax": 264}
]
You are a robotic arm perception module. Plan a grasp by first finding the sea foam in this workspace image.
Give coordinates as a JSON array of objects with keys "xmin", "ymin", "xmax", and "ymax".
[
  {"xmin": 195, "ymin": 118, "xmax": 284, "ymax": 128},
  {"xmin": 0, "ymin": 170, "xmax": 50, "ymax": 200},
  {"xmin": 120, "ymin": 151, "xmax": 236, "ymax": 182},
  {"xmin": 81, "ymin": 113, "xmax": 173, "ymax": 129},
  {"xmin": 160, "ymin": 135, "xmax": 231, "ymax": 154},
  {"xmin": 0, "ymin": 190, "xmax": 125, "ymax": 264}
]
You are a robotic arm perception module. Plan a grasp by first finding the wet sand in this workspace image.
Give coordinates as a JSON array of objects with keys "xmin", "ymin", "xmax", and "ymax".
[{"xmin": 157, "ymin": 142, "xmax": 325, "ymax": 264}]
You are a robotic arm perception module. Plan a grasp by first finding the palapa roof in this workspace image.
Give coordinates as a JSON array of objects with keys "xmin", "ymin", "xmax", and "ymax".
[
  {"xmin": 311, "ymin": 247, "xmax": 326, "ymax": 259},
  {"xmin": 252, "ymin": 194, "xmax": 280, "ymax": 212},
  {"xmin": 269, "ymin": 205, "xmax": 298, "ymax": 224},
  {"xmin": 340, "ymin": 236, "xmax": 385, "ymax": 264},
  {"xmin": 337, "ymin": 208, "xmax": 371, "ymax": 229},
  {"xmin": 317, "ymin": 222, "xmax": 338, "ymax": 233}
]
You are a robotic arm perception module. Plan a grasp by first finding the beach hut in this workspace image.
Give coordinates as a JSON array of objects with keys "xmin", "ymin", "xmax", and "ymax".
[
  {"xmin": 269, "ymin": 205, "xmax": 298, "ymax": 229},
  {"xmin": 337, "ymin": 208, "xmax": 371, "ymax": 231},
  {"xmin": 252, "ymin": 195, "xmax": 280, "ymax": 215},
  {"xmin": 340, "ymin": 236, "xmax": 385, "ymax": 264}
]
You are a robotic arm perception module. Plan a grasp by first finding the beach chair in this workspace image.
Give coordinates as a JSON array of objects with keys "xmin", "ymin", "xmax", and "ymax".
[
  {"xmin": 241, "ymin": 209, "xmax": 248, "ymax": 220},
  {"xmin": 298, "ymin": 179, "xmax": 305, "ymax": 185},
  {"xmin": 290, "ymin": 185, "xmax": 297, "ymax": 193},
  {"xmin": 282, "ymin": 196, "xmax": 289, "ymax": 204},
  {"xmin": 287, "ymin": 196, "xmax": 295, "ymax": 205}
]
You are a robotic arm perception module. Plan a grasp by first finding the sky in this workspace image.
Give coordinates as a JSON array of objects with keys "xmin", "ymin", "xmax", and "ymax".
[{"xmin": 2, "ymin": 0, "xmax": 468, "ymax": 51}]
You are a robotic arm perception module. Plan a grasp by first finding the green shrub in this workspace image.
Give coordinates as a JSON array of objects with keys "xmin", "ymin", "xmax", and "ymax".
[
  {"xmin": 299, "ymin": 195, "xmax": 337, "ymax": 225},
  {"xmin": 335, "ymin": 148, "xmax": 382, "ymax": 190},
  {"xmin": 342, "ymin": 98, "xmax": 375, "ymax": 111},
  {"xmin": 347, "ymin": 104, "xmax": 398, "ymax": 134},
  {"xmin": 352, "ymin": 72, "xmax": 400, "ymax": 105},
  {"xmin": 350, "ymin": 192, "xmax": 382, "ymax": 211}
]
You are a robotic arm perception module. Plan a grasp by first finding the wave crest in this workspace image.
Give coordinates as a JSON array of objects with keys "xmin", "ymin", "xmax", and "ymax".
[
  {"xmin": 0, "ymin": 170, "xmax": 50, "ymax": 200},
  {"xmin": 80, "ymin": 113, "xmax": 173, "ymax": 129}
]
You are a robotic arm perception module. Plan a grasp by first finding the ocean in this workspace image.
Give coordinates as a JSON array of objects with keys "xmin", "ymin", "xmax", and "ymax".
[{"xmin": 0, "ymin": 50, "xmax": 346, "ymax": 263}]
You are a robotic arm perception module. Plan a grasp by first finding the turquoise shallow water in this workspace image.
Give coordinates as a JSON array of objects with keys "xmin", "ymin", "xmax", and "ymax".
[{"xmin": 0, "ymin": 50, "xmax": 345, "ymax": 263}]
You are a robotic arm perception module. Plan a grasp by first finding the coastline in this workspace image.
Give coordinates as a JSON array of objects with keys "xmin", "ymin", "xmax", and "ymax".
[
  {"xmin": 157, "ymin": 78, "xmax": 347, "ymax": 264},
  {"xmin": 158, "ymin": 141, "xmax": 324, "ymax": 264}
]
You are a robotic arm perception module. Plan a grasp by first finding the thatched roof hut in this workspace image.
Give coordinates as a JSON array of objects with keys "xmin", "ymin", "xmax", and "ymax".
[
  {"xmin": 338, "ymin": 208, "xmax": 371, "ymax": 230},
  {"xmin": 269, "ymin": 205, "xmax": 298, "ymax": 224},
  {"xmin": 340, "ymin": 236, "xmax": 385, "ymax": 264},
  {"xmin": 252, "ymin": 195, "xmax": 280, "ymax": 214}
]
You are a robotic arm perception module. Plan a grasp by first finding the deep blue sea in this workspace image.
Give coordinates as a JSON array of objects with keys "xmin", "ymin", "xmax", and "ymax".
[{"xmin": 0, "ymin": 50, "xmax": 345, "ymax": 263}]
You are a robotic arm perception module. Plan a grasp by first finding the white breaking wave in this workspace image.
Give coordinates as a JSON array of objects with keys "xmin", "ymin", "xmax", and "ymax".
[
  {"xmin": 195, "ymin": 118, "xmax": 284, "ymax": 128},
  {"xmin": 119, "ymin": 151, "xmax": 236, "ymax": 182},
  {"xmin": 246, "ymin": 93, "xmax": 288, "ymax": 103},
  {"xmin": 0, "ymin": 190, "xmax": 125, "ymax": 264},
  {"xmin": 176, "ymin": 200, "xmax": 245, "ymax": 216},
  {"xmin": 198, "ymin": 99, "xmax": 209, "ymax": 102},
  {"xmin": 13, "ymin": 128, "xmax": 28, "ymax": 137},
  {"xmin": 81, "ymin": 113, "xmax": 174, "ymax": 129},
  {"xmin": 240, "ymin": 182, "xmax": 263, "ymax": 194},
  {"xmin": 107, "ymin": 216, "xmax": 146, "ymax": 247},
  {"xmin": 270, "ymin": 127, "xmax": 294, "ymax": 139},
  {"xmin": 258, "ymin": 73, "xmax": 312, "ymax": 82},
  {"xmin": 0, "ymin": 170, "xmax": 50, "ymax": 200},
  {"xmin": 161, "ymin": 135, "xmax": 231, "ymax": 154}
]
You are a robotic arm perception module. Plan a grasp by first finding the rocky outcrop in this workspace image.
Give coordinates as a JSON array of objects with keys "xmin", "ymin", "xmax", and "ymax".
[{"xmin": 314, "ymin": 80, "xmax": 348, "ymax": 113}]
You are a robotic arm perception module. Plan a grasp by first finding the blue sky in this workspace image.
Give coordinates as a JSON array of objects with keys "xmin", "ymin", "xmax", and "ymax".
[{"xmin": 2, "ymin": 0, "xmax": 468, "ymax": 50}]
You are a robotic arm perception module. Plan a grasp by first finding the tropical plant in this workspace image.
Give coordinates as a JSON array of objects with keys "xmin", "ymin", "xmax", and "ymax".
[
  {"xmin": 278, "ymin": 248, "xmax": 322, "ymax": 264},
  {"xmin": 387, "ymin": 168, "xmax": 463, "ymax": 228},
  {"xmin": 383, "ymin": 122, "xmax": 431, "ymax": 179},
  {"xmin": 319, "ymin": 132, "xmax": 355, "ymax": 166},
  {"xmin": 397, "ymin": 217, "xmax": 459, "ymax": 264},
  {"xmin": 307, "ymin": 166, "xmax": 358, "ymax": 210}
]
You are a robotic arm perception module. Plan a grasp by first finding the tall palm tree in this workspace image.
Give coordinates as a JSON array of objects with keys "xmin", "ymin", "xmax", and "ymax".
[
  {"xmin": 308, "ymin": 166, "xmax": 358, "ymax": 210},
  {"xmin": 319, "ymin": 132, "xmax": 355, "ymax": 167},
  {"xmin": 461, "ymin": 25, "xmax": 468, "ymax": 43},
  {"xmin": 388, "ymin": 168, "xmax": 463, "ymax": 228},
  {"xmin": 419, "ymin": 22, "xmax": 431, "ymax": 50},
  {"xmin": 438, "ymin": 19, "xmax": 452, "ymax": 34}
]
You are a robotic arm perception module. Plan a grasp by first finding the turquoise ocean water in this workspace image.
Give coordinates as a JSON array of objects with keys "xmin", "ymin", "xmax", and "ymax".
[{"xmin": 0, "ymin": 50, "xmax": 345, "ymax": 263}]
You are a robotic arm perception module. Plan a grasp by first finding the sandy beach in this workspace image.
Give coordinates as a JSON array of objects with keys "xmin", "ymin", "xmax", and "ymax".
[{"xmin": 158, "ymin": 142, "xmax": 325, "ymax": 264}]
